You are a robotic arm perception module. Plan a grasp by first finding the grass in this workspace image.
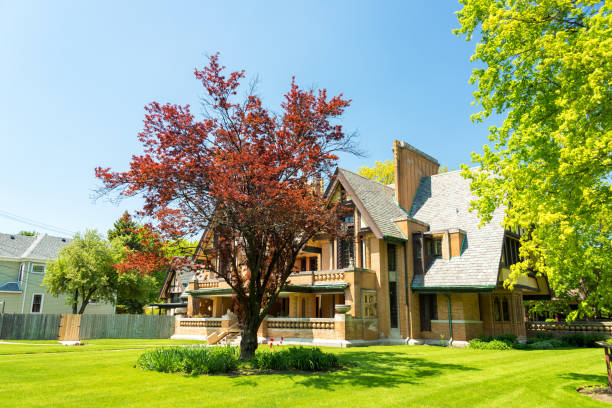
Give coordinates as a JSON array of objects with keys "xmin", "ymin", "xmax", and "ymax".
[
  {"xmin": 0, "ymin": 340, "xmax": 609, "ymax": 407},
  {"xmin": 0, "ymin": 338, "xmax": 203, "ymax": 355}
]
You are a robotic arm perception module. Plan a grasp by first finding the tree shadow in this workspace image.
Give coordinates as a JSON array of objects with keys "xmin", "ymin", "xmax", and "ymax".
[
  {"xmin": 232, "ymin": 350, "xmax": 479, "ymax": 390},
  {"xmin": 558, "ymin": 372, "xmax": 609, "ymax": 385}
]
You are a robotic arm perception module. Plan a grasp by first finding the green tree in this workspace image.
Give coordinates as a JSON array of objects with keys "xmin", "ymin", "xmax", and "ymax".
[
  {"xmin": 456, "ymin": 1, "xmax": 611, "ymax": 319},
  {"xmin": 107, "ymin": 213, "xmax": 199, "ymax": 313},
  {"xmin": 359, "ymin": 160, "xmax": 449, "ymax": 183},
  {"xmin": 44, "ymin": 230, "xmax": 121, "ymax": 314},
  {"xmin": 358, "ymin": 160, "xmax": 394, "ymax": 184},
  {"xmin": 108, "ymin": 211, "xmax": 141, "ymax": 250}
]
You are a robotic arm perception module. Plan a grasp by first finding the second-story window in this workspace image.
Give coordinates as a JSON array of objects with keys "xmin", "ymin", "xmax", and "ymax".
[
  {"xmin": 338, "ymin": 237, "xmax": 354, "ymax": 269},
  {"xmin": 501, "ymin": 236, "xmax": 521, "ymax": 267},
  {"xmin": 300, "ymin": 258, "xmax": 307, "ymax": 272},
  {"xmin": 428, "ymin": 238, "xmax": 442, "ymax": 257},
  {"xmin": 387, "ymin": 244, "xmax": 397, "ymax": 272},
  {"xmin": 309, "ymin": 257, "xmax": 318, "ymax": 271}
]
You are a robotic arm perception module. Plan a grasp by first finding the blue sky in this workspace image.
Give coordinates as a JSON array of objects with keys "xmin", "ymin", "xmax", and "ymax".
[{"xmin": 0, "ymin": 1, "xmax": 489, "ymax": 238}]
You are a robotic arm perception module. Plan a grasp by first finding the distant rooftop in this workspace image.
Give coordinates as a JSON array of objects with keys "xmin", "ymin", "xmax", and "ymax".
[{"xmin": 0, "ymin": 233, "xmax": 71, "ymax": 260}]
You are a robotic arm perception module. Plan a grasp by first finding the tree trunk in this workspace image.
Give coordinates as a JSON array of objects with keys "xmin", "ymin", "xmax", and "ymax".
[
  {"xmin": 78, "ymin": 301, "xmax": 89, "ymax": 315},
  {"xmin": 72, "ymin": 289, "xmax": 78, "ymax": 314},
  {"xmin": 239, "ymin": 310, "xmax": 261, "ymax": 361}
]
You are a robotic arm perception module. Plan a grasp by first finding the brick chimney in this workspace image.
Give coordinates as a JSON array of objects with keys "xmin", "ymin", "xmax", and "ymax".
[{"xmin": 392, "ymin": 140, "xmax": 439, "ymax": 210}]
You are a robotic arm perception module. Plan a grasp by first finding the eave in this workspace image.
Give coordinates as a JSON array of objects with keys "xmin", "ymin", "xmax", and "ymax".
[{"xmin": 411, "ymin": 285, "xmax": 496, "ymax": 294}]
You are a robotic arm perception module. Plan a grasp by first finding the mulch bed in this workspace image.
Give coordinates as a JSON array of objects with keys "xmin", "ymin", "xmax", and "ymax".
[{"xmin": 578, "ymin": 385, "xmax": 612, "ymax": 403}]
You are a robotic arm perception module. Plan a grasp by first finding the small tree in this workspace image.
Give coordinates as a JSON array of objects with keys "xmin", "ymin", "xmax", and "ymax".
[
  {"xmin": 96, "ymin": 54, "xmax": 356, "ymax": 359},
  {"xmin": 44, "ymin": 230, "xmax": 120, "ymax": 314}
]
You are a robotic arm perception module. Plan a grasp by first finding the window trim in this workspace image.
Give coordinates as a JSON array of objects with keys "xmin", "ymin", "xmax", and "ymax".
[
  {"xmin": 30, "ymin": 293, "xmax": 44, "ymax": 314},
  {"xmin": 31, "ymin": 264, "xmax": 46, "ymax": 274},
  {"xmin": 18, "ymin": 264, "xmax": 24, "ymax": 282}
]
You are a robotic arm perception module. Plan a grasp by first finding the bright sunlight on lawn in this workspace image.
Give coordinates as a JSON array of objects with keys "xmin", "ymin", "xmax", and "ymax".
[{"xmin": 0, "ymin": 340, "xmax": 608, "ymax": 407}]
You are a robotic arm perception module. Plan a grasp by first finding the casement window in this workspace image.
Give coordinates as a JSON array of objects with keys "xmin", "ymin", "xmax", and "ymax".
[
  {"xmin": 501, "ymin": 236, "xmax": 521, "ymax": 267},
  {"xmin": 309, "ymin": 256, "xmax": 318, "ymax": 272},
  {"xmin": 493, "ymin": 295, "xmax": 510, "ymax": 322},
  {"xmin": 31, "ymin": 264, "xmax": 45, "ymax": 274},
  {"xmin": 387, "ymin": 244, "xmax": 397, "ymax": 272},
  {"xmin": 300, "ymin": 257, "xmax": 307, "ymax": 272},
  {"xmin": 337, "ymin": 237, "xmax": 354, "ymax": 269},
  {"xmin": 387, "ymin": 243, "xmax": 399, "ymax": 329},
  {"xmin": 428, "ymin": 238, "xmax": 442, "ymax": 257},
  {"xmin": 419, "ymin": 294, "xmax": 438, "ymax": 332},
  {"xmin": 31, "ymin": 294, "xmax": 43, "ymax": 313},
  {"xmin": 413, "ymin": 234, "xmax": 423, "ymax": 274}
]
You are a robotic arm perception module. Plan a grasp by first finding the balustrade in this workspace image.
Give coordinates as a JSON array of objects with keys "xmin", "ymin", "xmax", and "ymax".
[{"xmin": 267, "ymin": 318, "xmax": 335, "ymax": 330}]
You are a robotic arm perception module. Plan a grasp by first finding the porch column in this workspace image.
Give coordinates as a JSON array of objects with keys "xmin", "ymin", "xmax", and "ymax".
[
  {"xmin": 306, "ymin": 294, "xmax": 316, "ymax": 318},
  {"xmin": 212, "ymin": 296, "xmax": 223, "ymax": 318},
  {"xmin": 289, "ymin": 294, "xmax": 299, "ymax": 318},
  {"xmin": 187, "ymin": 295, "xmax": 195, "ymax": 317}
]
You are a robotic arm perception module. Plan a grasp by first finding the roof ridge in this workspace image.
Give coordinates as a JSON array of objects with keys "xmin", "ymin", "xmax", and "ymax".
[
  {"xmin": 338, "ymin": 167, "xmax": 394, "ymax": 189},
  {"xmin": 21, "ymin": 233, "xmax": 46, "ymax": 258}
]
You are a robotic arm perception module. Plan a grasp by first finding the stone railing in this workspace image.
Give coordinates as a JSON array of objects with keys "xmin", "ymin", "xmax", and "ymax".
[
  {"xmin": 527, "ymin": 321, "xmax": 612, "ymax": 336},
  {"xmin": 267, "ymin": 317, "xmax": 335, "ymax": 330},
  {"xmin": 193, "ymin": 280, "xmax": 219, "ymax": 290},
  {"xmin": 178, "ymin": 317, "xmax": 222, "ymax": 328},
  {"xmin": 314, "ymin": 271, "xmax": 345, "ymax": 282}
]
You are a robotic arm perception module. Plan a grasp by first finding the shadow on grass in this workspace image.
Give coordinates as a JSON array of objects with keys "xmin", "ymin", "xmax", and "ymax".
[
  {"xmin": 558, "ymin": 372, "xmax": 609, "ymax": 385},
  {"xmin": 233, "ymin": 350, "xmax": 479, "ymax": 390}
]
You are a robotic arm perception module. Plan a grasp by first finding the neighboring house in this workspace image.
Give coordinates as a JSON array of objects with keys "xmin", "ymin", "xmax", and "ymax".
[
  {"xmin": 0, "ymin": 233, "xmax": 114, "ymax": 315},
  {"xmin": 155, "ymin": 258, "xmax": 191, "ymax": 315},
  {"xmin": 169, "ymin": 140, "xmax": 551, "ymax": 346}
]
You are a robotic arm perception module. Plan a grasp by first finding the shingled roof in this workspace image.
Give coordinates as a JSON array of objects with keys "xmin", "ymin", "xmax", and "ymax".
[
  {"xmin": 0, "ymin": 233, "xmax": 71, "ymax": 261},
  {"xmin": 335, "ymin": 168, "xmax": 410, "ymax": 240},
  {"xmin": 409, "ymin": 170, "xmax": 505, "ymax": 289}
]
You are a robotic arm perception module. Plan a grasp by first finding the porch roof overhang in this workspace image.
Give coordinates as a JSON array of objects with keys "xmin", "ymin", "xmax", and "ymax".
[
  {"xmin": 282, "ymin": 283, "xmax": 349, "ymax": 293},
  {"xmin": 411, "ymin": 285, "xmax": 496, "ymax": 294},
  {"xmin": 149, "ymin": 302, "xmax": 187, "ymax": 309},
  {"xmin": 187, "ymin": 282, "xmax": 349, "ymax": 297},
  {"xmin": 187, "ymin": 288, "xmax": 233, "ymax": 297}
]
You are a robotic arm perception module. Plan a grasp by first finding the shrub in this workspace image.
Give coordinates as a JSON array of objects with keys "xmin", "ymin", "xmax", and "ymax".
[
  {"xmin": 469, "ymin": 339, "xmax": 511, "ymax": 350},
  {"xmin": 494, "ymin": 333, "xmax": 518, "ymax": 345},
  {"xmin": 137, "ymin": 346, "xmax": 239, "ymax": 375},
  {"xmin": 531, "ymin": 332, "xmax": 555, "ymax": 341},
  {"xmin": 560, "ymin": 333, "xmax": 605, "ymax": 348},
  {"xmin": 528, "ymin": 339, "xmax": 565, "ymax": 350},
  {"xmin": 252, "ymin": 347, "xmax": 339, "ymax": 371}
]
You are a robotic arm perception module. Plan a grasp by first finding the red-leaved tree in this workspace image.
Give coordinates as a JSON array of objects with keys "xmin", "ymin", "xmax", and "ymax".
[{"xmin": 96, "ymin": 54, "xmax": 356, "ymax": 359}]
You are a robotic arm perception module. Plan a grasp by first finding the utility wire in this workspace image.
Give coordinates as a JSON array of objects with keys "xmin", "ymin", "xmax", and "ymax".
[{"xmin": 0, "ymin": 210, "xmax": 75, "ymax": 237}]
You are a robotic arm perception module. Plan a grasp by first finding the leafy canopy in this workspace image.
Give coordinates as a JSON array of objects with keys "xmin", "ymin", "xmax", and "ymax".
[
  {"xmin": 44, "ymin": 230, "xmax": 121, "ymax": 314},
  {"xmin": 456, "ymin": 1, "xmax": 611, "ymax": 319},
  {"xmin": 95, "ymin": 54, "xmax": 355, "ymax": 359},
  {"xmin": 358, "ymin": 160, "xmax": 448, "ymax": 184},
  {"xmin": 358, "ymin": 160, "xmax": 395, "ymax": 185}
]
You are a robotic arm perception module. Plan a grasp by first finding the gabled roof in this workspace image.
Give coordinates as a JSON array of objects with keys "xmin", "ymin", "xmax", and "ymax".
[
  {"xmin": 331, "ymin": 168, "xmax": 410, "ymax": 241},
  {"xmin": 0, "ymin": 233, "xmax": 71, "ymax": 261},
  {"xmin": 409, "ymin": 170, "xmax": 505, "ymax": 289}
]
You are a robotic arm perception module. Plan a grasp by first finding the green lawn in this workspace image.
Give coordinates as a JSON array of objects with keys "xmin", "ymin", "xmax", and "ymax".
[{"xmin": 0, "ymin": 341, "xmax": 608, "ymax": 407}]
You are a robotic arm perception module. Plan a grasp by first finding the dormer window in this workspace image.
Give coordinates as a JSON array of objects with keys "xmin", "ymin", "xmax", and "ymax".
[{"xmin": 428, "ymin": 238, "xmax": 442, "ymax": 257}]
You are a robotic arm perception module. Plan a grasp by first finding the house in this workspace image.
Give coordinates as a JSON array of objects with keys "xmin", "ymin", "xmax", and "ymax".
[
  {"xmin": 0, "ymin": 233, "xmax": 114, "ymax": 315},
  {"xmin": 155, "ymin": 257, "xmax": 191, "ymax": 315},
  {"xmin": 170, "ymin": 140, "xmax": 551, "ymax": 346}
]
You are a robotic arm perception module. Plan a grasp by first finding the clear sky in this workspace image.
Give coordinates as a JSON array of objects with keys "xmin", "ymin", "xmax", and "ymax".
[{"xmin": 0, "ymin": 0, "xmax": 490, "ymax": 238}]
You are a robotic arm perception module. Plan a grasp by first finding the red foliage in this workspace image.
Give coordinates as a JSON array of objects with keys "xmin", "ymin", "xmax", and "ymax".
[
  {"xmin": 113, "ymin": 225, "xmax": 170, "ymax": 276},
  {"xmin": 96, "ymin": 54, "xmax": 354, "ymax": 357}
]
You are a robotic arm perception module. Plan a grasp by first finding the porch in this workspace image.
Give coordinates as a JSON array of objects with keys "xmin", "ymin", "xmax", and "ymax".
[{"xmin": 175, "ymin": 266, "xmax": 380, "ymax": 345}]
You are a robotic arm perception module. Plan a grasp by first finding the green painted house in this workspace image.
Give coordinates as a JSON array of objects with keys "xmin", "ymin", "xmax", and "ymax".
[{"xmin": 0, "ymin": 233, "xmax": 114, "ymax": 315}]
